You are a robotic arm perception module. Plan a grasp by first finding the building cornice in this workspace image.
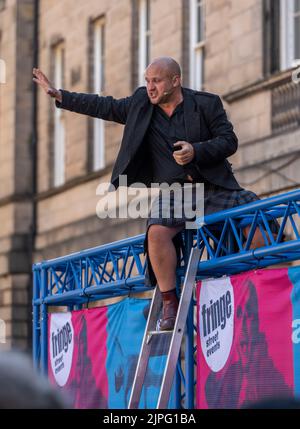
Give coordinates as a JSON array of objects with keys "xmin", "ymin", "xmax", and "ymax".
[
  {"xmin": 223, "ymin": 68, "xmax": 296, "ymax": 103},
  {"xmin": 36, "ymin": 164, "xmax": 113, "ymax": 202},
  {"xmin": 0, "ymin": 164, "xmax": 113, "ymax": 207}
]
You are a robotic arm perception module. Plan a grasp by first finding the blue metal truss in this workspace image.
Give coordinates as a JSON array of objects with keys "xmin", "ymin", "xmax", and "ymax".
[{"xmin": 32, "ymin": 188, "xmax": 300, "ymax": 409}]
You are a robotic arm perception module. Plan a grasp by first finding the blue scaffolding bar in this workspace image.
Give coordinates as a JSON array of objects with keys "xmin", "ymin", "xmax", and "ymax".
[{"xmin": 32, "ymin": 188, "xmax": 300, "ymax": 408}]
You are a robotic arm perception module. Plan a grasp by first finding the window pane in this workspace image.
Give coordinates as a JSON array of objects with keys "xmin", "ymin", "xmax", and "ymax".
[
  {"xmin": 146, "ymin": 34, "xmax": 150, "ymax": 66},
  {"xmin": 295, "ymin": 0, "xmax": 300, "ymax": 13},
  {"xmin": 295, "ymin": 16, "xmax": 300, "ymax": 59},
  {"xmin": 146, "ymin": 0, "xmax": 150, "ymax": 31},
  {"xmin": 54, "ymin": 44, "xmax": 65, "ymax": 186},
  {"xmin": 195, "ymin": 48, "xmax": 203, "ymax": 90},
  {"xmin": 0, "ymin": 32, "xmax": 5, "ymax": 84},
  {"xmin": 93, "ymin": 21, "xmax": 105, "ymax": 171},
  {"xmin": 190, "ymin": 0, "xmax": 205, "ymax": 89},
  {"xmin": 138, "ymin": 0, "xmax": 151, "ymax": 85},
  {"xmin": 93, "ymin": 22, "xmax": 103, "ymax": 93},
  {"xmin": 101, "ymin": 24, "xmax": 105, "ymax": 92},
  {"xmin": 197, "ymin": 1, "xmax": 204, "ymax": 43},
  {"xmin": 146, "ymin": 0, "xmax": 151, "ymax": 63}
]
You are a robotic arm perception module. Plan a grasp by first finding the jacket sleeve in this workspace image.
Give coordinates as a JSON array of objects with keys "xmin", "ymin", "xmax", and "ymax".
[
  {"xmin": 193, "ymin": 96, "xmax": 238, "ymax": 166},
  {"xmin": 55, "ymin": 90, "xmax": 132, "ymax": 125}
]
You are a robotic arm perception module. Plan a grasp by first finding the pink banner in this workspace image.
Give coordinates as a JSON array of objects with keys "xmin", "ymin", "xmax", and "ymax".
[
  {"xmin": 48, "ymin": 308, "xmax": 109, "ymax": 409},
  {"xmin": 48, "ymin": 297, "xmax": 174, "ymax": 408},
  {"xmin": 196, "ymin": 268, "xmax": 295, "ymax": 409}
]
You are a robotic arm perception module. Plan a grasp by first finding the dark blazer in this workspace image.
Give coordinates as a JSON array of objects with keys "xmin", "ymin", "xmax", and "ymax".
[{"xmin": 57, "ymin": 87, "xmax": 242, "ymax": 190}]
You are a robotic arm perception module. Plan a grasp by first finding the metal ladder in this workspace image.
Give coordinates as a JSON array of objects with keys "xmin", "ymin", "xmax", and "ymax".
[{"xmin": 128, "ymin": 247, "xmax": 201, "ymax": 409}]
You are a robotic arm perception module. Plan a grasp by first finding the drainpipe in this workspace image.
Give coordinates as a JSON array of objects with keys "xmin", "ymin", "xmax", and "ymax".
[{"xmin": 30, "ymin": 0, "xmax": 39, "ymax": 351}]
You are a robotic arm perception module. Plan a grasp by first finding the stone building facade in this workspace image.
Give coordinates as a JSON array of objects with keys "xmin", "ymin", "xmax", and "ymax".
[{"xmin": 0, "ymin": 0, "xmax": 299, "ymax": 349}]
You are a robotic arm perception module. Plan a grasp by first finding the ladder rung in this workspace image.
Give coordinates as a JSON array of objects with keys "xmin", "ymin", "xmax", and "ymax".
[
  {"xmin": 146, "ymin": 330, "xmax": 173, "ymax": 344},
  {"xmin": 147, "ymin": 330, "xmax": 173, "ymax": 336}
]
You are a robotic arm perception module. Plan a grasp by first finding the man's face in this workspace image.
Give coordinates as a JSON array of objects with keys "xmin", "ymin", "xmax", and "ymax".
[{"xmin": 144, "ymin": 65, "xmax": 176, "ymax": 105}]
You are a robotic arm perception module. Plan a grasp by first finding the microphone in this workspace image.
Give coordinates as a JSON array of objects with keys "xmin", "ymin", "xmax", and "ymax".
[{"xmin": 163, "ymin": 87, "xmax": 174, "ymax": 96}]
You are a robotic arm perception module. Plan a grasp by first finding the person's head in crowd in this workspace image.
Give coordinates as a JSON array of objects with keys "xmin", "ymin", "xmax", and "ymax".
[{"xmin": 0, "ymin": 351, "xmax": 69, "ymax": 409}]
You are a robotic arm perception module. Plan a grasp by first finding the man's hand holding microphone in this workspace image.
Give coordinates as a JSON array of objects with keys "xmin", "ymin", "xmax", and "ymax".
[
  {"xmin": 173, "ymin": 141, "xmax": 195, "ymax": 165},
  {"xmin": 173, "ymin": 141, "xmax": 196, "ymax": 182}
]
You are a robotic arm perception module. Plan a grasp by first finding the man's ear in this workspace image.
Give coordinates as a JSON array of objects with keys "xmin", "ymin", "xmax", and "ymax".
[{"xmin": 173, "ymin": 75, "xmax": 180, "ymax": 87}]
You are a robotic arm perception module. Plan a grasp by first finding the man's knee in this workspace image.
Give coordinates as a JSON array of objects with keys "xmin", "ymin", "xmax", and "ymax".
[
  {"xmin": 243, "ymin": 226, "xmax": 268, "ymax": 249},
  {"xmin": 148, "ymin": 224, "xmax": 182, "ymax": 245},
  {"xmin": 148, "ymin": 225, "xmax": 169, "ymax": 245}
]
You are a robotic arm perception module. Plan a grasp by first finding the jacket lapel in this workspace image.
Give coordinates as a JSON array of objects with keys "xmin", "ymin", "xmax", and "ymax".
[
  {"xmin": 127, "ymin": 97, "xmax": 153, "ymax": 156},
  {"xmin": 183, "ymin": 88, "xmax": 201, "ymax": 142}
]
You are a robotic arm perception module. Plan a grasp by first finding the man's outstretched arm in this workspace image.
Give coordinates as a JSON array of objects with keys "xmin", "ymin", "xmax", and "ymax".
[{"xmin": 32, "ymin": 68, "xmax": 132, "ymax": 125}]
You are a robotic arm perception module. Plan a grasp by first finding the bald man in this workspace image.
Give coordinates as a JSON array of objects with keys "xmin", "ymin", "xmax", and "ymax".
[{"xmin": 33, "ymin": 57, "xmax": 271, "ymax": 331}]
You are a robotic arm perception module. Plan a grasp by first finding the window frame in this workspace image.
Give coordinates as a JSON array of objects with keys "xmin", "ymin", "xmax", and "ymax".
[
  {"xmin": 189, "ymin": 0, "xmax": 205, "ymax": 91},
  {"xmin": 92, "ymin": 17, "xmax": 105, "ymax": 172},
  {"xmin": 53, "ymin": 43, "xmax": 65, "ymax": 187},
  {"xmin": 280, "ymin": 0, "xmax": 300, "ymax": 70},
  {"xmin": 138, "ymin": 0, "xmax": 151, "ymax": 87}
]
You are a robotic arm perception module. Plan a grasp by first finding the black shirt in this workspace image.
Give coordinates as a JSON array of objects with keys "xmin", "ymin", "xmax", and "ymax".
[{"xmin": 145, "ymin": 101, "xmax": 199, "ymax": 184}]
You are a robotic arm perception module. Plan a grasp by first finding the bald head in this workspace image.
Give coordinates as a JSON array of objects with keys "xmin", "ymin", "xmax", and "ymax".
[
  {"xmin": 145, "ymin": 57, "xmax": 182, "ymax": 105},
  {"xmin": 146, "ymin": 56, "xmax": 181, "ymax": 79}
]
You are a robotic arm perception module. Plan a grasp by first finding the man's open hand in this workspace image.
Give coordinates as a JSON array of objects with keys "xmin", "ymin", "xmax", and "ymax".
[
  {"xmin": 173, "ymin": 141, "xmax": 195, "ymax": 165},
  {"xmin": 32, "ymin": 68, "xmax": 62, "ymax": 102}
]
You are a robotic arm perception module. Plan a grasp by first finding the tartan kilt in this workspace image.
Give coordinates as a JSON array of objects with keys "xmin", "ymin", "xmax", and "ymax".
[{"xmin": 144, "ymin": 182, "xmax": 279, "ymax": 287}]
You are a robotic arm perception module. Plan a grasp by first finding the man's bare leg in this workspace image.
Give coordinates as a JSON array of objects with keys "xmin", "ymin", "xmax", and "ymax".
[
  {"xmin": 147, "ymin": 224, "xmax": 184, "ymax": 330},
  {"xmin": 148, "ymin": 224, "xmax": 184, "ymax": 292},
  {"xmin": 243, "ymin": 225, "xmax": 275, "ymax": 249}
]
